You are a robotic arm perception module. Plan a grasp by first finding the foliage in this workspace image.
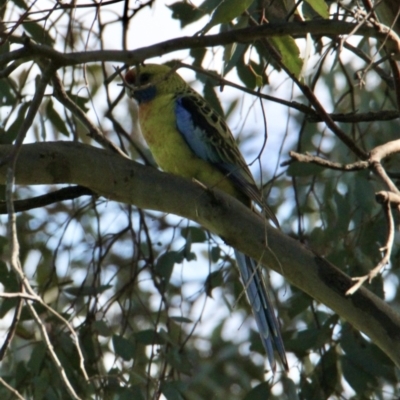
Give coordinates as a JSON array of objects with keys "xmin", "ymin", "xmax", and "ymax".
[{"xmin": 0, "ymin": 0, "xmax": 400, "ymax": 399}]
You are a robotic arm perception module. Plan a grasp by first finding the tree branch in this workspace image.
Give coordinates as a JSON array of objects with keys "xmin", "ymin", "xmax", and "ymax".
[
  {"xmin": 0, "ymin": 186, "xmax": 95, "ymax": 213},
  {"xmin": 1, "ymin": 20, "xmax": 399, "ymax": 68},
  {"xmin": 0, "ymin": 141, "xmax": 398, "ymax": 367},
  {"xmin": 285, "ymin": 151, "xmax": 369, "ymax": 171}
]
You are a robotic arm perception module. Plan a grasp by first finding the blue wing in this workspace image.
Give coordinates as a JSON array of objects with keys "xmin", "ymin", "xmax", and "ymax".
[
  {"xmin": 175, "ymin": 92, "xmax": 279, "ymax": 227},
  {"xmin": 174, "ymin": 92, "xmax": 287, "ymax": 371},
  {"xmin": 175, "ymin": 95, "xmax": 251, "ymax": 187}
]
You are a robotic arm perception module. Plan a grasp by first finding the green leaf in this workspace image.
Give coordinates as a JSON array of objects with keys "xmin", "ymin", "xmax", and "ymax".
[
  {"xmin": 282, "ymin": 377, "xmax": 300, "ymax": 400},
  {"xmin": 168, "ymin": 2, "xmax": 205, "ymax": 27},
  {"xmin": 286, "ymin": 291, "xmax": 312, "ymax": 318},
  {"xmin": 12, "ymin": 0, "xmax": 28, "ymax": 10},
  {"xmin": 170, "ymin": 316, "xmax": 193, "ymax": 323},
  {"xmin": 243, "ymin": 381, "xmax": 271, "ymax": 400},
  {"xmin": 46, "ymin": 99, "xmax": 69, "ymax": 137},
  {"xmin": 341, "ymin": 353, "xmax": 371, "ymax": 393},
  {"xmin": 93, "ymin": 320, "xmax": 112, "ymax": 337},
  {"xmin": 285, "ymin": 328, "xmax": 319, "ymax": 355},
  {"xmin": 0, "ymin": 78, "xmax": 15, "ymax": 106},
  {"xmin": 181, "ymin": 226, "xmax": 207, "ymax": 243},
  {"xmin": 15, "ymin": 361, "xmax": 29, "ymax": 388},
  {"xmin": 317, "ymin": 348, "xmax": 338, "ymax": 398},
  {"xmin": 299, "ymin": 377, "xmax": 314, "ymax": 400},
  {"xmin": 130, "ymin": 386, "xmax": 145, "ymax": 400},
  {"xmin": 210, "ymin": 246, "xmax": 221, "ymax": 262},
  {"xmin": 239, "ymin": 59, "xmax": 268, "ymax": 89},
  {"xmin": 23, "ymin": 20, "xmax": 54, "ymax": 46},
  {"xmin": 287, "ymin": 160, "xmax": 323, "ymax": 176},
  {"xmin": 205, "ymin": 270, "xmax": 224, "ymax": 296},
  {"xmin": 332, "ymin": 191, "xmax": 351, "ymax": 233},
  {"xmin": 155, "ymin": 251, "xmax": 183, "ymax": 282},
  {"xmin": 223, "ymin": 43, "xmax": 237, "ymax": 70},
  {"xmin": 254, "ymin": 73, "xmax": 263, "ymax": 88},
  {"xmin": 198, "ymin": 0, "xmax": 225, "ymax": 14},
  {"xmin": 65, "ymin": 91, "xmax": 90, "ymax": 113},
  {"xmin": 354, "ymin": 170, "xmax": 375, "ymax": 211},
  {"xmin": 165, "ymin": 348, "xmax": 193, "ymax": 375},
  {"xmin": 0, "ymin": 260, "xmax": 12, "ymax": 288},
  {"xmin": 0, "ymin": 38, "xmax": 9, "ymax": 56},
  {"xmin": 270, "ymin": 36, "xmax": 303, "ymax": 78},
  {"xmin": 340, "ymin": 326, "xmax": 394, "ymax": 380},
  {"xmin": 33, "ymin": 375, "xmax": 49, "ymax": 400},
  {"xmin": 183, "ymin": 230, "xmax": 193, "ymax": 259},
  {"xmin": 201, "ymin": 0, "xmax": 254, "ymax": 33},
  {"xmin": 80, "ymin": 326, "xmax": 97, "ymax": 365},
  {"xmin": 184, "ymin": 250, "xmax": 197, "ymax": 262},
  {"xmin": 190, "ymin": 47, "xmax": 207, "ymax": 67},
  {"xmin": 0, "ymin": 262, "xmax": 20, "ymax": 317},
  {"xmin": 116, "ymin": 386, "xmax": 145, "ymax": 400},
  {"xmin": 224, "ymin": 43, "xmax": 248, "ymax": 75},
  {"xmin": 27, "ymin": 342, "xmax": 47, "ymax": 374},
  {"xmin": 135, "ymin": 329, "xmax": 166, "ymax": 345},
  {"xmin": 160, "ymin": 381, "xmax": 185, "ymax": 400},
  {"xmin": 64, "ymin": 284, "xmax": 112, "ymax": 296},
  {"xmin": 305, "ymin": 0, "xmax": 329, "ymax": 18},
  {"xmin": 236, "ymin": 60, "xmax": 256, "ymax": 89},
  {"xmin": 312, "ymin": 314, "xmax": 338, "ymax": 346},
  {"xmin": 2, "ymin": 102, "xmax": 31, "ymax": 144},
  {"xmin": 112, "ymin": 335, "xmax": 135, "ymax": 361}
]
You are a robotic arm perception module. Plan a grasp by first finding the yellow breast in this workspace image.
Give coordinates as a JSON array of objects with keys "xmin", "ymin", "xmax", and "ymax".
[{"xmin": 138, "ymin": 95, "xmax": 247, "ymax": 204}]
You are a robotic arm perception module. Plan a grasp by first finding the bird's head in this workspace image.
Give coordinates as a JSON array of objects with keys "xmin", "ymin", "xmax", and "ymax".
[{"xmin": 125, "ymin": 64, "xmax": 186, "ymax": 104}]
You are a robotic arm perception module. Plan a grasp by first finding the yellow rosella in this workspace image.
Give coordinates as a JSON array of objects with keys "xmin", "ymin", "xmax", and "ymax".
[{"xmin": 125, "ymin": 64, "xmax": 288, "ymax": 371}]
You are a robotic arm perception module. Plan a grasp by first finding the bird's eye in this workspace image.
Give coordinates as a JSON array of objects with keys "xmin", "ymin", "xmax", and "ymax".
[{"xmin": 139, "ymin": 73, "xmax": 151, "ymax": 84}]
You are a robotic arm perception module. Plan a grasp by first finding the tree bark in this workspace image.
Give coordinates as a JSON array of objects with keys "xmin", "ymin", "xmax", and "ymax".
[{"xmin": 1, "ymin": 141, "xmax": 399, "ymax": 366}]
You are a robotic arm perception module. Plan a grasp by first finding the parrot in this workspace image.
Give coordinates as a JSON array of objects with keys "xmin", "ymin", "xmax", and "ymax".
[{"xmin": 125, "ymin": 63, "xmax": 288, "ymax": 371}]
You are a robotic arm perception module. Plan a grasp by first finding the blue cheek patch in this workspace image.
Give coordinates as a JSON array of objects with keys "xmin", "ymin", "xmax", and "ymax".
[{"xmin": 134, "ymin": 86, "xmax": 157, "ymax": 103}]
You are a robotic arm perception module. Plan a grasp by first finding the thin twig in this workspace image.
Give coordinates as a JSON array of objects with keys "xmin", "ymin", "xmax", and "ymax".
[
  {"xmin": 369, "ymin": 139, "xmax": 400, "ymax": 194},
  {"xmin": 0, "ymin": 62, "xmax": 56, "ymax": 167},
  {"xmin": 3, "ymin": 63, "xmax": 87, "ymax": 397},
  {"xmin": 388, "ymin": 58, "xmax": 400, "ymax": 114},
  {"xmin": 342, "ymin": 41, "xmax": 394, "ymax": 88},
  {"xmin": 0, "ymin": 292, "xmax": 90, "ymax": 382},
  {"xmin": 0, "ymin": 377, "xmax": 25, "ymax": 400},
  {"xmin": 26, "ymin": 300, "xmax": 83, "ymax": 399},
  {"xmin": 246, "ymin": 15, "xmax": 370, "ymax": 160},
  {"xmin": 284, "ymin": 152, "xmax": 369, "ymax": 171},
  {"xmin": 51, "ymin": 72, "xmax": 129, "ymax": 159},
  {"xmin": 177, "ymin": 62, "xmax": 316, "ymax": 117},
  {"xmin": 0, "ymin": 185, "xmax": 95, "ymax": 214},
  {"xmin": 288, "ymin": 140, "xmax": 400, "ymax": 194},
  {"xmin": 306, "ymin": 110, "xmax": 399, "ymax": 123},
  {"xmin": 288, "ymin": 140, "xmax": 400, "ymax": 296},
  {"xmin": 346, "ymin": 196, "xmax": 395, "ymax": 295},
  {"xmin": 0, "ymin": 284, "xmax": 23, "ymax": 360}
]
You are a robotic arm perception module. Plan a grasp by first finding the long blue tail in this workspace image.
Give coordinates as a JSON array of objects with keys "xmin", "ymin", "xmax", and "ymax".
[{"xmin": 235, "ymin": 250, "xmax": 288, "ymax": 371}]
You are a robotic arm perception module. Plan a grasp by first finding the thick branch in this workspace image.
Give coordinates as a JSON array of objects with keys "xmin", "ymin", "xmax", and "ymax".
[
  {"xmin": 0, "ymin": 142, "xmax": 399, "ymax": 367},
  {"xmin": 1, "ymin": 20, "xmax": 399, "ymax": 67}
]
